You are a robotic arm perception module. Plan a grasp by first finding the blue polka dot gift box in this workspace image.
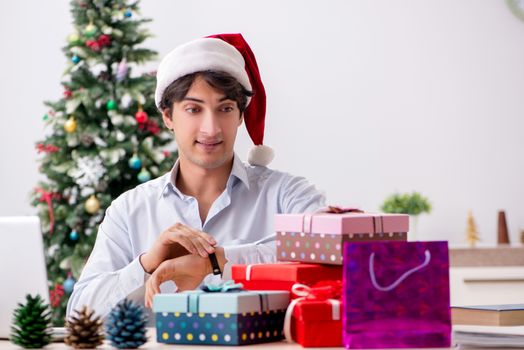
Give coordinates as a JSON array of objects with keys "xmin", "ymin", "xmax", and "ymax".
[
  {"xmin": 275, "ymin": 207, "xmax": 409, "ymax": 265},
  {"xmin": 153, "ymin": 289, "xmax": 290, "ymax": 345}
]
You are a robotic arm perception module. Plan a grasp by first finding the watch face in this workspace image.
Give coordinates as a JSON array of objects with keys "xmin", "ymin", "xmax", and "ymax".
[{"xmin": 507, "ymin": 0, "xmax": 524, "ymax": 21}]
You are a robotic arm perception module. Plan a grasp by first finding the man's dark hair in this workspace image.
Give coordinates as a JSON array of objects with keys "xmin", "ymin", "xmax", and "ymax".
[{"xmin": 159, "ymin": 70, "xmax": 253, "ymax": 117}]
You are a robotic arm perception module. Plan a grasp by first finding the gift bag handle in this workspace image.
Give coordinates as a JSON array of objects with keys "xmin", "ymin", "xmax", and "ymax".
[{"xmin": 369, "ymin": 249, "xmax": 431, "ymax": 292}]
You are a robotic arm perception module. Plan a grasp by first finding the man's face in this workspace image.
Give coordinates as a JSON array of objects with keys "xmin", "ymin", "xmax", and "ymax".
[{"xmin": 162, "ymin": 76, "xmax": 243, "ymax": 170}]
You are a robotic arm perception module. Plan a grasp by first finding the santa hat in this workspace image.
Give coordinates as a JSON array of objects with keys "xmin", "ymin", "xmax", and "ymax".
[{"xmin": 154, "ymin": 33, "xmax": 274, "ymax": 167}]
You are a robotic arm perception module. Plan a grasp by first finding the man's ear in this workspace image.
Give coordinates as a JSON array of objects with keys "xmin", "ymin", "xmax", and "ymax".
[{"xmin": 162, "ymin": 109, "xmax": 174, "ymax": 130}]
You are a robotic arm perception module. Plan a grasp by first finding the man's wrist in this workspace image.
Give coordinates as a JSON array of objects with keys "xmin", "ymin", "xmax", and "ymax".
[
  {"xmin": 215, "ymin": 247, "xmax": 227, "ymax": 270},
  {"xmin": 205, "ymin": 247, "xmax": 227, "ymax": 276},
  {"xmin": 139, "ymin": 252, "xmax": 156, "ymax": 274}
]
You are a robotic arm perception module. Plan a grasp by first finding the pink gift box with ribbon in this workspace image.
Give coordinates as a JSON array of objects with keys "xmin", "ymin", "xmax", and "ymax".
[{"xmin": 275, "ymin": 207, "xmax": 409, "ymax": 265}]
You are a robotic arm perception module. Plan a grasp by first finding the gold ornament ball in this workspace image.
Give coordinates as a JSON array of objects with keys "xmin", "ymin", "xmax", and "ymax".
[
  {"xmin": 84, "ymin": 23, "xmax": 97, "ymax": 37},
  {"xmin": 64, "ymin": 117, "xmax": 77, "ymax": 133},
  {"xmin": 85, "ymin": 195, "xmax": 100, "ymax": 214},
  {"xmin": 68, "ymin": 32, "xmax": 80, "ymax": 44}
]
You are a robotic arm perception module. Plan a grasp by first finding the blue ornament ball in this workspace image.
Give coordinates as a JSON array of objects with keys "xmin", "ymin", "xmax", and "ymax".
[
  {"xmin": 124, "ymin": 10, "xmax": 132, "ymax": 18},
  {"xmin": 128, "ymin": 155, "xmax": 142, "ymax": 170},
  {"xmin": 71, "ymin": 55, "xmax": 80, "ymax": 64},
  {"xmin": 137, "ymin": 169, "xmax": 151, "ymax": 183},
  {"xmin": 69, "ymin": 230, "xmax": 79, "ymax": 241},
  {"xmin": 63, "ymin": 277, "xmax": 76, "ymax": 294}
]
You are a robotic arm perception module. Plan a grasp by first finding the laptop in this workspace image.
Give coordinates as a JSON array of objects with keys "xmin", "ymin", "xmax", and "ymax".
[{"xmin": 0, "ymin": 216, "xmax": 64, "ymax": 340}]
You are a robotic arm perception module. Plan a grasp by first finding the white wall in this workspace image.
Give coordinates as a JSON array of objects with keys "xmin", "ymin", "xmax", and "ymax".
[{"xmin": 1, "ymin": 0, "xmax": 523, "ymax": 246}]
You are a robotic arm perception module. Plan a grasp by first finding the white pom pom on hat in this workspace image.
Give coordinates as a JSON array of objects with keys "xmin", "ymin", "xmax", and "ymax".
[
  {"xmin": 155, "ymin": 33, "xmax": 274, "ymax": 166},
  {"xmin": 248, "ymin": 145, "xmax": 275, "ymax": 167}
]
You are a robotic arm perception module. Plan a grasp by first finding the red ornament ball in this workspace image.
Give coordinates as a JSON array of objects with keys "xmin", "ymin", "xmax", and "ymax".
[
  {"xmin": 86, "ymin": 39, "xmax": 100, "ymax": 52},
  {"xmin": 147, "ymin": 120, "xmax": 160, "ymax": 135},
  {"xmin": 63, "ymin": 90, "xmax": 73, "ymax": 99},
  {"xmin": 98, "ymin": 34, "xmax": 111, "ymax": 47},
  {"xmin": 135, "ymin": 110, "xmax": 149, "ymax": 124}
]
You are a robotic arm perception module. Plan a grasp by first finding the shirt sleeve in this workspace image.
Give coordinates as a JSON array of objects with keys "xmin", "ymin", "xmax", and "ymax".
[
  {"xmin": 222, "ymin": 173, "xmax": 326, "ymax": 279},
  {"xmin": 222, "ymin": 236, "xmax": 276, "ymax": 280},
  {"xmin": 280, "ymin": 173, "xmax": 326, "ymax": 214},
  {"xmin": 66, "ymin": 199, "xmax": 148, "ymax": 319}
]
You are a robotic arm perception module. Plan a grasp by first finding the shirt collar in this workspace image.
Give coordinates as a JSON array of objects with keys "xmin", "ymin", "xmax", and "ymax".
[
  {"xmin": 159, "ymin": 153, "xmax": 250, "ymax": 199},
  {"xmin": 230, "ymin": 153, "xmax": 250, "ymax": 190}
]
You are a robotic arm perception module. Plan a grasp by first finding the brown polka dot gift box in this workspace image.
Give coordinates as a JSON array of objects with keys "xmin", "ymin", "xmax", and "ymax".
[{"xmin": 275, "ymin": 207, "xmax": 409, "ymax": 265}]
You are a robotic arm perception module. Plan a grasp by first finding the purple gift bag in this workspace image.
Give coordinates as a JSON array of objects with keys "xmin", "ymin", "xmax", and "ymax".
[{"xmin": 343, "ymin": 241, "xmax": 451, "ymax": 349}]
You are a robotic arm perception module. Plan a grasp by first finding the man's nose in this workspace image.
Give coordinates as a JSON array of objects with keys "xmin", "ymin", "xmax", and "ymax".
[{"xmin": 200, "ymin": 111, "xmax": 221, "ymax": 136}]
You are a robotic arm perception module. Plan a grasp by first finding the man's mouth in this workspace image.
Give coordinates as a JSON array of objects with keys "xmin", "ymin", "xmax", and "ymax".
[{"xmin": 195, "ymin": 140, "xmax": 223, "ymax": 150}]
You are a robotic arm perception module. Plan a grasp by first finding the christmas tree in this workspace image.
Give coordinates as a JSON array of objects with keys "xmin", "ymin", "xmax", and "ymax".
[
  {"xmin": 466, "ymin": 210, "xmax": 480, "ymax": 247},
  {"xmin": 32, "ymin": 0, "xmax": 176, "ymax": 325}
]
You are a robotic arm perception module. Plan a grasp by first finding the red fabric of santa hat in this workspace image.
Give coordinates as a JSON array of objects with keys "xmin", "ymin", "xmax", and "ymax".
[{"xmin": 155, "ymin": 33, "xmax": 274, "ymax": 166}]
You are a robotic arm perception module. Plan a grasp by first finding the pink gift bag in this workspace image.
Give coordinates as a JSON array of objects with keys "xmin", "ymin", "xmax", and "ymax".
[{"xmin": 343, "ymin": 241, "xmax": 451, "ymax": 349}]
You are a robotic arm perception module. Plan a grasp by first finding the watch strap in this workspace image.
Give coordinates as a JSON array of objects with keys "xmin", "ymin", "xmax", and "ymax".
[{"xmin": 208, "ymin": 252, "xmax": 222, "ymax": 276}]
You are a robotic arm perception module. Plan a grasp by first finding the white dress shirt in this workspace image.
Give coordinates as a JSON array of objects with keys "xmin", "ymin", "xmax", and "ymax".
[{"xmin": 67, "ymin": 154, "xmax": 325, "ymax": 319}]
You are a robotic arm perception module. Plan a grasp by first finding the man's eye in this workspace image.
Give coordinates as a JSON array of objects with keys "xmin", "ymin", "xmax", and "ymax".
[
  {"xmin": 221, "ymin": 106, "xmax": 234, "ymax": 112},
  {"xmin": 186, "ymin": 107, "xmax": 200, "ymax": 113}
]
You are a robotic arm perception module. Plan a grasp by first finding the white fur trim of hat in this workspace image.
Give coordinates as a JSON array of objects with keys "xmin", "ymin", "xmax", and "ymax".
[{"xmin": 154, "ymin": 38, "xmax": 251, "ymax": 109}]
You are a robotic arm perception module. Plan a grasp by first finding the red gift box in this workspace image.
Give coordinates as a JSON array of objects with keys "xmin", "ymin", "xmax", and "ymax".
[
  {"xmin": 284, "ymin": 282, "xmax": 343, "ymax": 347},
  {"xmin": 231, "ymin": 262, "xmax": 342, "ymax": 294}
]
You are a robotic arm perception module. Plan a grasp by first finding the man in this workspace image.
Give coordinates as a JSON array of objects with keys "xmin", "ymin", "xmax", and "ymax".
[{"xmin": 67, "ymin": 33, "xmax": 325, "ymax": 318}]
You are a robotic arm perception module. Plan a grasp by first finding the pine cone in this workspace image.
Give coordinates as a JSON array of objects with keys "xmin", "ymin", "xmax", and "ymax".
[
  {"xmin": 65, "ymin": 306, "xmax": 104, "ymax": 349},
  {"xmin": 106, "ymin": 299, "xmax": 148, "ymax": 349},
  {"xmin": 10, "ymin": 294, "xmax": 52, "ymax": 348}
]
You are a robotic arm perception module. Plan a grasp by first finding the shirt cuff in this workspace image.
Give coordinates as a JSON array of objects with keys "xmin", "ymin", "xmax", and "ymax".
[
  {"xmin": 222, "ymin": 243, "xmax": 257, "ymax": 281},
  {"xmin": 117, "ymin": 255, "xmax": 148, "ymax": 298}
]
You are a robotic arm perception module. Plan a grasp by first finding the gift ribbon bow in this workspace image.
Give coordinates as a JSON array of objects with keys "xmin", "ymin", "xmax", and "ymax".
[
  {"xmin": 283, "ymin": 281, "xmax": 342, "ymax": 343},
  {"xmin": 36, "ymin": 143, "xmax": 59, "ymax": 153},
  {"xmin": 200, "ymin": 280, "xmax": 244, "ymax": 293},
  {"xmin": 35, "ymin": 187, "xmax": 61, "ymax": 234},
  {"xmin": 187, "ymin": 287, "xmax": 271, "ymax": 314},
  {"xmin": 325, "ymin": 206, "xmax": 363, "ymax": 214},
  {"xmin": 301, "ymin": 206, "xmax": 390, "ymax": 235},
  {"xmin": 302, "ymin": 206, "xmax": 363, "ymax": 234},
  {"xmin": 49, "ymin": 283, "xmax": 64, "ymax": 308}
]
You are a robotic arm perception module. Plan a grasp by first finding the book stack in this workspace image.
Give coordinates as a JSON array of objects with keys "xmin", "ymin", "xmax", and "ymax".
[
  {"xmin": 452, "ymin": 304, "xmax": 524, "ymax": 326},
  {"xmin": 452, "ymin": 304, "xmax": 524, "ymax": 348},
  {"xmin": 454, "ymin": 325, "xmax": 524, "ymax": 348}
]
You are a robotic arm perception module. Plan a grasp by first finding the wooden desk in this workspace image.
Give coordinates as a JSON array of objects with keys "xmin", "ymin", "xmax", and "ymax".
[
  {"xmin": 0, "ymin": 340, "xmax": 458, "ymax": 350},
  {"xmin": 0, "ymin": 328, "xmax": 459, "ymax": 350},
  {"xmin": 0, "ymin": 339, "xmax": 309, "ymax": 350}
]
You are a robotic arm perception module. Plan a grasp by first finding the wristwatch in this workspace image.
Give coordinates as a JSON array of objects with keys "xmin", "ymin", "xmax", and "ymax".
[{"xmin": 208, "ymin": 252, "xmax": 222, "ymax": 275}]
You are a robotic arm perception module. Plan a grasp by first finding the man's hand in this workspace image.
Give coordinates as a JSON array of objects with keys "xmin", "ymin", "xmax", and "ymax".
[
  {"xmin": 144, "ymin": 247, "xmax": 227, "ymax": 308},
  {"xmin": 140, "ymin": 223, "xmax": 216, "ymax": 274},
  {"xmin": 144, "ymin": 254, "xmax": 211, "ymax": 308}
]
